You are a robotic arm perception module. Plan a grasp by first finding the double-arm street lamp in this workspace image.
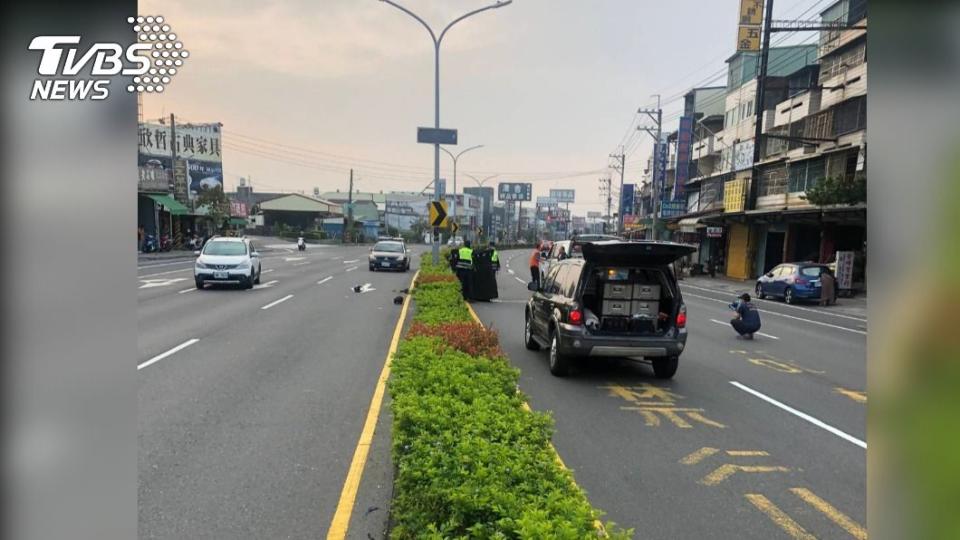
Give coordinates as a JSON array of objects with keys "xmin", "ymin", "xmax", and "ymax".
[
  {"xmin": 463, "ymin": 173, "xmax": 499, "ymax": 187},
  {"xmin": 379, "ymin": 0, "xmax": 512, "ymax": 263},
  {"xmin": 440, "ymin": 144, "xmax": 484, "ymax": 223}
]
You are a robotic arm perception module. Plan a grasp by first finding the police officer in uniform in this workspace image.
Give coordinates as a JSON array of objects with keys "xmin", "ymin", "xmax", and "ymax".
[
  {"xmin": 489, "ymin": 241, "xmax": 500, "ymax": 272},
  {"xmin": 455, "ymin": 240, "xmax": 474, "ymax": 300}
]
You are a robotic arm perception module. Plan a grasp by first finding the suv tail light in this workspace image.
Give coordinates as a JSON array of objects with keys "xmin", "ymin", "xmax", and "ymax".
[
  {"xmin": 795, "ymin": 278, "xmax": 809, "ymax": 285},
  {"xmin": 677, "ymin": 305, "xmax": 687, "ymax": 329},
  {"xmin": 568, "ymin": 309, "xmax": 583, "ymax": 326}
]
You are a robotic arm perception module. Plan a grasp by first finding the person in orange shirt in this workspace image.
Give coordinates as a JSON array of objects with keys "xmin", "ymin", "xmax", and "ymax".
[{"xmin": 529, "ymin": 241, "xmax": 542, "ymax": 287}]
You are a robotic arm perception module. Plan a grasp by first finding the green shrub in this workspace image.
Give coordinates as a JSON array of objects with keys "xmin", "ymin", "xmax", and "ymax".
[
  {"xmin": 389, "ymin": 337, "xmax": 629, "ymax": 539},
  {"xmin": 412, "ymin": 282, "xmax": 471, "ymax": 325}
]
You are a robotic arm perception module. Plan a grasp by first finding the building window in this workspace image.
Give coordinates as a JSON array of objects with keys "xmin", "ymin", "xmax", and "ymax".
[
  {"xmin": 759, "ymin": 163, "xmax": 789, "ymax": 196},
  {"xmin": 833, "ymin": 96, "xmax": 867, "ymax": 135},
  {"xmin": 764, "ymin": 126, "xmax": 788, "ymax": 158},
  {"xmin": 820, "ymin": 41, "xmax": 866, "ymax": 83},
  {"xmin": 805, "ymin": 110, "xmax": 834, "ymax": 140},
  {"xmin": 788, "ymin": 158, "xmax": 826, "ymax": 193}
]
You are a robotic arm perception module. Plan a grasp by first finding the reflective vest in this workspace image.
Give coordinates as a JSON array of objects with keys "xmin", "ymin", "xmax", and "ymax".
[
  {"xmin": 456, "ymin": 247, "xmax": 474, "ymax": 269},
  {"xmin": 491, "ymin": 250, "xmax": 499, "ymax": 263}
]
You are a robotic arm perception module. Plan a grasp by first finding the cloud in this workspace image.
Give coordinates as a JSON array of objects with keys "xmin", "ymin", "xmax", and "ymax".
[{"xmin": 142, "ymin": 0, "xmax": 503, "ymax": 79}]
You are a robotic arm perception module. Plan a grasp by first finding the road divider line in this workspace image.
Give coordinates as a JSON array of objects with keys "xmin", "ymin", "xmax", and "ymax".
[
  {"xmin": 138, "ymin": 338, "xmax": 199, "ymax": 370},
  {"xmin": 293, "ymin": 261, "xmax": 311, "ymax": 267},
  {"xmin": 343, "ymin": 259, "xmax": 359, "ymax": 264},
  {"xmin": 262, "ymin": 268, "xmax": 275, "ymax": 274},
  {"xmin": 790, "ymin": 487, "xmax": 867, "ymax": 539},
  {"xmin": 345, "ymin": 266, "xmax": 358, "ymax": 273},
  {"xmin": 686, "ymin": 293, "xmax": 865, "ymax": 335},
  {"xmin": 745, "ymin": 494, "xmax": 816, "ymax": 540},
  {"xmin": 137, "ymin": 259, "xmax": 196, "ymax": 270},
  {"xmin": 683, "ymin": 284, "xmax": 868, "ymax": 322},
  {"xmin": 260, "ymin": 294, "xmax": 294, "ymax": 310},
  {"xmin": 730, "ymin": 381, "xmax": 866, "ymax": 449},
  {"xmin": 709, "ymin": 319, "xmax": 779, "ymax": 340},
  {"xmin": 177, "ymin": 288, "xmax": 195, "ymax": 294},
  {"xmin": 514, "ymin": 277, "xmax": 526, "ymax": 284},
  {"xmin": 327, "ymin": 271, "xmax": 419, "ymax": 540},
  {"xmin": 317, "ymin": 276, "xmax": 333, "ymax": 285}
]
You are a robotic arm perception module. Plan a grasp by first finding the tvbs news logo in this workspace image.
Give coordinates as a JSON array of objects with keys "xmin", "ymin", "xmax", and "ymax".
[{"xmin": 28, "ymin": 15, "xmax": 188, "ymax": 101}]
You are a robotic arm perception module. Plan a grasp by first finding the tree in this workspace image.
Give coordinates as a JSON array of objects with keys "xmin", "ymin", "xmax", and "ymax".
[
  {"xmin": 802, "ymin": 173, "xmax": 867, "ymax": 207},
  {"xmin": 196, "ymin": 185, "xmax": 231, "ymax": 233}
]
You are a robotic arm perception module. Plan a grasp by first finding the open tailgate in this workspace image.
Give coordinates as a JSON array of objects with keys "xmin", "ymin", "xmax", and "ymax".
[{"xmin": 581, "ymin": 240, "xmax": 696, "ymax": 266}]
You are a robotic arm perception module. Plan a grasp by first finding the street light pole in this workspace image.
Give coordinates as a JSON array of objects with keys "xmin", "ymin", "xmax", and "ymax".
[
  {"xmin": 379, "ymin": 0, "xmax": 512, "ymax": 264},
  {"xmin": 441, "ymin": 144, "xmax": 484, "ymax": 225},
  {"xmin": 464, "ymin": 173, "xmax": 499, "ymax": 187}
]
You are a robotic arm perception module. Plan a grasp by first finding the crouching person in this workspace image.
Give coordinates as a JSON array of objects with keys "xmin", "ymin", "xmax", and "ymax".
[{"xmin": 730, "ymin": 293, "xmax": 761, "ymax": 339}]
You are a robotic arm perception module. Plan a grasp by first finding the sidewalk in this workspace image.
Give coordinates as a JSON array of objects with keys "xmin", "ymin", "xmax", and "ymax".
[
  {"xmin": 681, "ymin": 275, "xmax": 867, "ymax": 319},
  {"xmin": 138, "ymin": 250, "xmax": 196, "ymax": 263}
]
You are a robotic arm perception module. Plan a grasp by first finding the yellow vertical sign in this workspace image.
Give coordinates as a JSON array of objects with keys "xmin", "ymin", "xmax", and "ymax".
[{"xmin": 737, "ymin": 0, "xmax": 764, "ymax": 52}]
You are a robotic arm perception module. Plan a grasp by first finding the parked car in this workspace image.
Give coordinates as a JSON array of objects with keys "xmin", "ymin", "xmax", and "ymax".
[
  {"xmin": 369, "ymin": 239, "xmax": 410, "ymax": 272},
  {"xmin": 446, "ymin": 236, "xmax": 464, "ymax": 248},
  {"xmin": 755, "ymin": 262, "xmax": 833, "ymax": 304},
  {"xmin": 524, "ymin": 240, "xmax": 695, "ymax": 378},
  {"xmin": 194, "ymin": 236, "xmax": 262, "ymax": 289}
]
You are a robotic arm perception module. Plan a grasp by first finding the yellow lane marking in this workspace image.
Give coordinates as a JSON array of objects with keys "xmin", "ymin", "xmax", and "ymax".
[
  {"xmin": 726, "ymin": 450, "xmax": 770, "ymax": 457},
  {"xmin": 326, "ymin": 271, "xmax": 419, "ymax": 540},
  {"xmin": 749, "ymin": 357, "xmax": 803, "ymax": 374},
  {"xmin": 700, "ymin": 464, "xmax": 790, "ymax": 486},
  {"xmin": 834, "ymin": 388, "xmax": 867, "ymax": 404},
  {"xmin": 680, "ymin": 447, "xmax": 719, "ymax": 465},
  {"xmin": 621, "ymin": 406, "xmax": 727, "ymax": 429},
  {"xmin": 746, "ymin": 493, "xmax": 817, "ymax": 540},
  {"xmin": 791, "ymin": 487, "xmax": 867, "ymax": 539},
  {"xmin": 467, "ymin": 302, "xmax": 607, "ymax": 537}
]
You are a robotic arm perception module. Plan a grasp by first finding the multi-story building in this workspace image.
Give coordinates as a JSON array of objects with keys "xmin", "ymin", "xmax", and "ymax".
[{"xmin": 657, "ymin": 4, "xmax": 866, "ymax": 284}]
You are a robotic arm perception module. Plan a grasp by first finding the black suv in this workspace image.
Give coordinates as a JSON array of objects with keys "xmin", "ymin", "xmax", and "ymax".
[{"xmin": 524, "ymin": 241, "xmax": 695, "ymax": 378}]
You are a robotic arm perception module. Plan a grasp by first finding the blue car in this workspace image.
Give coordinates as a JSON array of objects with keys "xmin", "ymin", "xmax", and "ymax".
[{"xmin": 755, "ymin": 262, "xmax": 832, "ymax": 304}]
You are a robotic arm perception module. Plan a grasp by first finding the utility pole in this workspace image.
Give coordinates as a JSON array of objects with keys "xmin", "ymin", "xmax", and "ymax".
[
  {"xmin": 749, "ymin": 0, "xmax": 776, "ymax": 210},
  {"xmin": 639, "ymin": 95, "xmax": 663, "ymax": 240},
  {"xmin": 609, "ymin": 151, "xmax": 626, "ymax": 235},
  {"xmin": 168, "ymin": 113, "xmax": 178, "ymax": 241},
  {"xmin": 598, "ymin": 176, "xmax": 613, "ymax": 234},
  {"xmin": 345, "ymin": 168, "xmax": 354, "ymax": 244}
]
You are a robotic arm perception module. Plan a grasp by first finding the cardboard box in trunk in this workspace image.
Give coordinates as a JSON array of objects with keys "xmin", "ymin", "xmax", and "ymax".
[
  {"xmin": 633, "ymin": 284, "xmax": 661, "ymax": 300},
  {"xmin": 603, "ymin": 282, "xmax": 633, "ymax": 300},
  {"xmin": 601, "ymin": 299, "xmax": 633, "ymax": 317}
]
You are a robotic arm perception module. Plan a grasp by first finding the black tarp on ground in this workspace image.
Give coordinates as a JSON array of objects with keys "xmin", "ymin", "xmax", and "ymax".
[{"xmin": 469, "ymin": 249, "xmax": 499, "ymax": 301}]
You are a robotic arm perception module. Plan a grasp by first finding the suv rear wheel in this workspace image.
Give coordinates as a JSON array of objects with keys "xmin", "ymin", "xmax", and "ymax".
[
  {"xmin": 548, "ymin": 329, "xmax": 571, "ymax": 377},
  {"xmin": 652, "ymin": 356, "xmax": 679, "ymax": 379},
  {"xmin": 524, "ymin": 312, "xmax": 540, "ymax": 351}
]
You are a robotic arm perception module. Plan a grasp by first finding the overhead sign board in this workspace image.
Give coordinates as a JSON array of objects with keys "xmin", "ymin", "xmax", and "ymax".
[
  {"xmin": 417, "ymin": 127, "xmax": 458, "ymax": 145},
  {"xmin": 675, "ymin": 116, "xmax": 694, "ymax": 198},
  {"xmin": 549, "ymin": 189, "xmax": 576, "ymax": 204},
  {"xmin": 536, "ymin": 196, "xmax": 559, "ymax": 208},
  {"xmin": 497, "ymin": 182, "xmax": 532, "ymax": 202},
  {"xmin": 659, "ymin": 200, "xmax": 686, "ymax": 218}
]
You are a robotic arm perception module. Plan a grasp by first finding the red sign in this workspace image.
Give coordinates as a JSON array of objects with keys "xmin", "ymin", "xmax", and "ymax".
[{"xmin": 230, "ymin": 201, "xmax": 248, "ymax": 217}]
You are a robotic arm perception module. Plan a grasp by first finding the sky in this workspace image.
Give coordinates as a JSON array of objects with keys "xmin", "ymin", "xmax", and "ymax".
[{"xmin": 142, "ymin": 0, "xmax": 821, "ymax": 215}]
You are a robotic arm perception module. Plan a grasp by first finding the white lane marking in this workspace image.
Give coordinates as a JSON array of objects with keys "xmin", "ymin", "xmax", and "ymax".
[
  {"xmin": 682, "ymin": 284, "xmax": 867, "ymax": 323},
  {"xmin": 709, "ymin": 319, "xmax": 780, "ymax": 340},
  {"xmin": 730, "ymin": 381, "xmax": 866, "ymax": 449},
  {"xmin": 333, "ymin": 257, "xmax": 342, "ymax": 260},
  {"xmin": 508, "ymin": 269, "xmax": 515, "ymax": 275},
  {"xmin": 138, "ymin": 338, "xmax": 199, "ymax": 370},
  {"xmin": 251, "ymin": 280, "xmax": 278, "ymax": 291},
  {"xmin": 261, "ymin": 294, "xmax": 294, "ymax": 310},
  {"xmin": 514, "ymin": 277, "xmax": 526, "ymax": 284},
  {"xmin": 139, "ymin": 267, "xmax": 192, "ymax": 279},
  {"xmin": 358, "ymin": 283, "xmax": 376, "ymax": 294},
  {"xmin": 343, "ymin": 259, "xmax": 359, "ymax": 264},
  {"xmin": 139, "ymin": 277, "xmax": 188, "ymax": 289},
  {"xmin": 683, "ymin": 292, "xmax": 866, "ymax": 336},
  {"xmin": 137, "ymin": 259, "xmax": 195, "ymax": 270},
  {"xmin": 292, "ymin": 261, "xmax": 311, "ymax": 267},
  {"xmin": 317, "ymin": 276, "xmax": 333, "ymax": 285},
  {"xmin": 345, "ymin": 266, "xmax": 358, "ymax": 272},
  {"xmin": 284, "ymin": 257, "xmax": 306, "ymax": 262},
  {"xmin": 178, "ymin": 287, "xmax": 195, "ymax": 294},
  {"xmin": 262, "ymin": 268, "xmax": 275, "ymax": 274}
]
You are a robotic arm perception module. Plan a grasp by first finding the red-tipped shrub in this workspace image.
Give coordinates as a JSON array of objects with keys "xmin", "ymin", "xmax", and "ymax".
[{"xmin": 408, "ymin": 321, "xmax": 504, "ymax": 359}]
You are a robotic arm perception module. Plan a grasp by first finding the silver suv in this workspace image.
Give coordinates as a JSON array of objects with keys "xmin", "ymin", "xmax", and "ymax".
[{"xmin": 194, "ymin": 237, "xmax": 262, "ymax": 289}]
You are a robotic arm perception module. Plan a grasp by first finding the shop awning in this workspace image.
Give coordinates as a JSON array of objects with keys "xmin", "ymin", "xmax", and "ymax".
[
  {"xmin": 146, "ymin": 194, "xmax": 188, "ymax": 215},
  {"xmin": 679, "ymin": 217, "xmax": 706, "ymax": 233}
]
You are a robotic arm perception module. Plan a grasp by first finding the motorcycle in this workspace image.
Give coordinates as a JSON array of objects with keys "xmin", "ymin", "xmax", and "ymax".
[
  {"xmin": 159, "ymin": 234, "xmax": 173, "ymax": 252},
  {"xmin": 142, "ymin": 234, "xmax": 158, "ymax": 253},
  {"xmin": 297, "ymin": 237, "xmax": 306, "ymax": 251}
]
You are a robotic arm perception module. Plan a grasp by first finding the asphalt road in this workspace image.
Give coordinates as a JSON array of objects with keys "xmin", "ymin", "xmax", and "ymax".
[
  {"xmin": 138, "ymin": 241, "xmax": 415, "ymax": 539},
  {"xmin": 472, "ymin": 249, "xmax": 866, "ymax": 540}
]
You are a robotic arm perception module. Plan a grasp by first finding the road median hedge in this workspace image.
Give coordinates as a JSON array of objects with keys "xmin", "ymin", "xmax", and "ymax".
[{"xmin": 385, "ymin": 253, "xmax": 631, "ymax": 538}]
